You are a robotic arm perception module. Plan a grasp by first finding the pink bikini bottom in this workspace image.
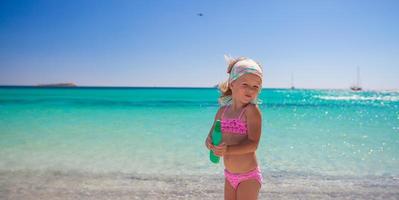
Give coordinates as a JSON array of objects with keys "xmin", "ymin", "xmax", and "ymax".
[{"xmin": 224, "ymin": 166, "xmax": 263, "ymax": 190}]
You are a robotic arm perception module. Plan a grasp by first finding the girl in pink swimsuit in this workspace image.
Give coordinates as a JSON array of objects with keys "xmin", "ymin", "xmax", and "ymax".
[{"xmin": 206, "ymin": 55, "xmax": 264, "ymax": 200}]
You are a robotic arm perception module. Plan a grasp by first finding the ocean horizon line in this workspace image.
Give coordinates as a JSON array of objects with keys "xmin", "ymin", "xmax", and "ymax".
[{"xmin": 0, "ymin": 85, "xmax": 398, "ymax": 91}]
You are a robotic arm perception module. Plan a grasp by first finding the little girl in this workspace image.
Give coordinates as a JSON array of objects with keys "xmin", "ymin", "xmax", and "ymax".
[{"xmin": 205, "ymin": 56, "xmax": 263, "ymax": 200}]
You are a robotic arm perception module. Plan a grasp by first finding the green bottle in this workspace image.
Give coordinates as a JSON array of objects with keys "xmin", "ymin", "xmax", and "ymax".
[{"xmin": 210, "ymin": 120, "xmax": 223, "ymax": 163}]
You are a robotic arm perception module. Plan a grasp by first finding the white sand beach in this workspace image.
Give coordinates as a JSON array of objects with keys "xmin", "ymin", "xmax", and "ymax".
[{"xmin": 1, "ymin": 170, "xmax": 398, "ymax": 200}]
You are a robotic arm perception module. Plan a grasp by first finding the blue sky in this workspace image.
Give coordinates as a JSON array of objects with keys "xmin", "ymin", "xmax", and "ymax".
[{"xmin": 0, "ymin": 0, "xmax": 398, "ymax": 89}]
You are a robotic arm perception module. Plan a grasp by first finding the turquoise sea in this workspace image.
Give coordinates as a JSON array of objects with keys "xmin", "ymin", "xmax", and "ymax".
[{"xmin": 1, "ymin": 87, "xmax": 398, "ymax": 179}]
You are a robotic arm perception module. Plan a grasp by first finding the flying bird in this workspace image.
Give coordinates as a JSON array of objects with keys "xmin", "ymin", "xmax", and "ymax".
[{"xmin": 197, "ymin": 13, "xmax": 203, "ymax": 17}]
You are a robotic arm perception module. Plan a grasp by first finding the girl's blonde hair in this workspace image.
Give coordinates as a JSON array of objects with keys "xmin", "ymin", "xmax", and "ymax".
[{"xmin": 218, "ymin": 56, "xmax": 247, "ymax": 100}]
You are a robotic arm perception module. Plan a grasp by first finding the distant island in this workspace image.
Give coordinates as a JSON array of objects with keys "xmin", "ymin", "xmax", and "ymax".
[{"xmin": 36, "ymin": 83, "xmax": 77, "ymax": 87}]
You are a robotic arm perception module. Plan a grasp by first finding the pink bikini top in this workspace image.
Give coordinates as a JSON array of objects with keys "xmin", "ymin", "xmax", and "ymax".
[{"xmin": 220, "ymin": 105, "xmax": 248, "ymax": 135}]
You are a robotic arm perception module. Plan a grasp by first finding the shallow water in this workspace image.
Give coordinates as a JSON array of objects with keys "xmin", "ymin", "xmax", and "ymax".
[{"xmin": 0, "ymin": 87, "xmax": 398, "ymax": 177}]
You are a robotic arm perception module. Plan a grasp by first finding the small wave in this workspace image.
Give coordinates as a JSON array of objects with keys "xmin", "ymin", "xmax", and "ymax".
[
  {"xmin": 0, "ymin": 98, "xmax": 219, "ymax": 107},
  {"xmin": 315, "ymin": 95, "xmax": 399, "ymax": 102}
]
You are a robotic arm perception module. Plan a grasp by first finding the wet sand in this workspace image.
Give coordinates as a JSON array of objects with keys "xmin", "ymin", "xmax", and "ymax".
[{"xmin": 1, "ymin": 170, "xmax": 398, "ymax": 200}]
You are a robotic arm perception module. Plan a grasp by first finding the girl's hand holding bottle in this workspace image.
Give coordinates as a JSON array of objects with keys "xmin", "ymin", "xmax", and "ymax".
[
  {"xmin": 207, "ymin": 137, "xmax": 227, "ymax": 157},
  {"xmin": 213, "ymin": 142, "xmax": 227, "ymax": 157}
]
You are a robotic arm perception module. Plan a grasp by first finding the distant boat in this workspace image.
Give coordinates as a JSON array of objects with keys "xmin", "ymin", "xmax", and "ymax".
[
  {"xmin": 350, "ymin": 86, "xmax": 362, "ymax": 91},
  {"xmin": 350, "ymin": 67, "xmax": 362, "ymax": 91}
]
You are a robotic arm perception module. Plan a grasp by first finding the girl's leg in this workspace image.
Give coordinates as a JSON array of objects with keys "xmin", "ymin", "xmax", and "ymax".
[
  {"xmin": 224, "ymin": 178, "xmax": 236, "ymax": 200},
  {"xmin": 236, "ymin": 179, "xmax": 261, "ymax": 200}
]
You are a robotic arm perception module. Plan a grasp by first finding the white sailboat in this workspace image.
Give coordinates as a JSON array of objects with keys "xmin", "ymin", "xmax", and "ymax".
[
  {"xmin": 350, "ymin": 67, "xmax": 362, "ymax": 91},
  {"xmin": 290, "ymin": 73, "xmax": 295, "ymax": 90}
]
